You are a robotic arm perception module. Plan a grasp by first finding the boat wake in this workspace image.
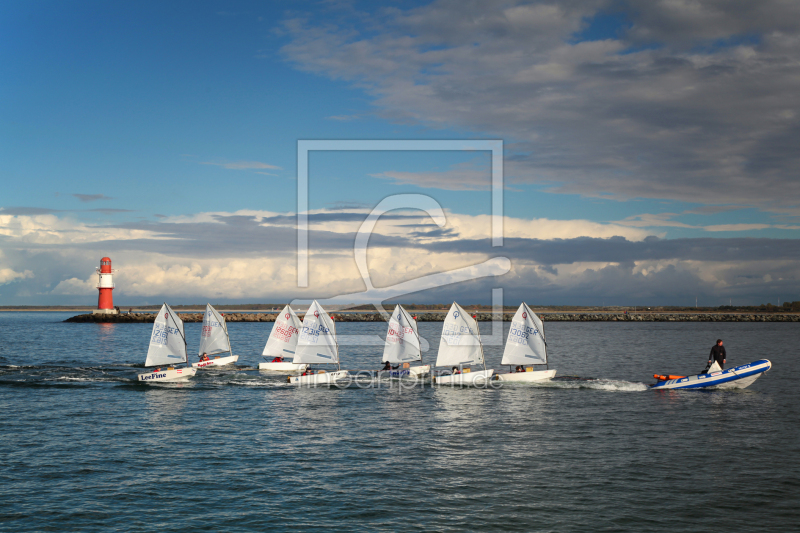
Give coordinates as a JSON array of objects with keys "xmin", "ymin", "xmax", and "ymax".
[
  {"xmin": 200, "ymin": 375, "xmax": 291, "ymax": 388},
  {"xmin": 1, "ymin": 365, "xmax": 648, "ymax": 391},
  {"xmin": 540, "ymin": 376, "xmax": 649, "ymax": 392}
]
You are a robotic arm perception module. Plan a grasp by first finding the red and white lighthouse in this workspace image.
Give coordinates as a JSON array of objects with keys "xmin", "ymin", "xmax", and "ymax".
[{"xmin": 96, "ymin": 257, "xmax": 116, "ymax": 313}]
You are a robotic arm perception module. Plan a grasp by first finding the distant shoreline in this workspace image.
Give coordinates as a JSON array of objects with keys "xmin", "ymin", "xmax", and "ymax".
[{"xmin": 4, "ymin": 306, "xmax": 798, "ymax": 314}]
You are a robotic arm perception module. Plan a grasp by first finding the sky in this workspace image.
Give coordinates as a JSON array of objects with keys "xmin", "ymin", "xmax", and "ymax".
[{"xmin": 1, "ymin": 0, "xmax": 799, "ymax": 307}]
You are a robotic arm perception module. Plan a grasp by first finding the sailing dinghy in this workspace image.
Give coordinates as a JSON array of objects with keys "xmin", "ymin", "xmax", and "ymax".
[
  {"xmin": 495, "ymin": 303, "xmax": 556, "ymax": 382},
  {"xmin": 651, "ymin": 359, "xmax": 772, "ymax": 390},
  {"xmin": 432, "ymin": 302, "xmax": 494, "ymax": 386},
  {"xmin": 137, "ymin": 303, "xmax": 197, "ymax": 382},
  {"xmin": 192, "ymin": 304, "xmax": 239, "ymax": 368},
  {"xmin": 287, "ymin": 301, "xmax": 349, "ymax": 386},
  {"xmin": 258, "ymin": 305, "xmax": 308, "ymax": 373},
  {"xmin": 381, "ymin": 305, "xmax": 430, "ymax": 378}
]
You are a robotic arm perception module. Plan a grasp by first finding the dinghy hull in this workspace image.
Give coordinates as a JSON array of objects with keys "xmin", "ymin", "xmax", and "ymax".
[
  {"xmin": 651, "ymin": 359, "xmax": 771, "ymax": 390},
  {"xmin": 434, "ymin": 369, "xmax": 495, "ymax": 386},
  {"xmin": 408, "ymin": 364, "xmax": 430, "ymax": 378},
  {"xmin": 382, "ymin": 365, "xmax": 431, "ymax": 378},
  {"xmin": 258, "ymin": 362, "xmax": 309, "ymax": 372},
  {"xmin": 137, "ymin": 367, "xmax": 197, "ymax": 382},
  {"xmin": 496, "ymin": 369, "xmax": 556, "ymax": 382},
  {"xmin": 288, "ymin": 370, "xmax": 350, "ymax": 386},
  {"xmin": 192, "ymin": 355, "xmax": 239, "ymax": 369}
]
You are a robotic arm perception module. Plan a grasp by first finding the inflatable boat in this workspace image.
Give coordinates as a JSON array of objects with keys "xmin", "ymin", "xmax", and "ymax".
[{"xmin": 651, "ymin": 359, "xmax": 772, "ymax": 390}]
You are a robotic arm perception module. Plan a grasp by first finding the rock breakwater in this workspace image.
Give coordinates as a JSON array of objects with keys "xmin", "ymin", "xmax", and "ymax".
[{"xmin": 65, "ymin": 312, "xmax": 800, "ymax": 323}]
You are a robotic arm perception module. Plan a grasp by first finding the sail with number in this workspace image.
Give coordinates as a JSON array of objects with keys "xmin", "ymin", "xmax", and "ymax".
[
  {"xmin": 501, "ymin": 303, "xmax": 547, "ymax": 365},
  {"xmin": 435, "ymin": 302, "xmax": 484, "ymax": 368},
  {"xmin": 198, "ymin": 304, "xmax": 231, "ymax": 356},
  {"xmin": 263, "ymin": 305, "xmax": 301, "ymax": 358},
  {"xmin": 145, "ymin": 303, "xmax": 187, "ymax": 367},
  {"xmin": 383, "ymin": 305, "xmax": 421, "ymax": 363},
  {"xmin": 293, "ymin": 301, "xmax": 339, "ymax": 365}
]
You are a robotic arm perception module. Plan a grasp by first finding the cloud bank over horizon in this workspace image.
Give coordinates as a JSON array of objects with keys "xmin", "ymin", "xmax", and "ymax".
[{"xmin": 0, "ymin": 207, "xmax": 797, "ymax": 307}]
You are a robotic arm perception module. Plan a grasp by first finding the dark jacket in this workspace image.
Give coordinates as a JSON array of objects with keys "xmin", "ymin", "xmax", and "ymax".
[{"xmin": 709, "ymin": 344, "xmax": 726, "ymax": 363}]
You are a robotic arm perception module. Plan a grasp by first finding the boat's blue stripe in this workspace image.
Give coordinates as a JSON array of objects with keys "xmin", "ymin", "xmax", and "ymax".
[{"xmin": 662, "ymin": 369, "xmax": 765, "ymax": 389}]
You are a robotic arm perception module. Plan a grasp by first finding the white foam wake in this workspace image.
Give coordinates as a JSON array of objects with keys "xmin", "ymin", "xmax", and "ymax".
[{"xmin": 537, "ymin": 378, "xmax": 649, "ymax": 392}]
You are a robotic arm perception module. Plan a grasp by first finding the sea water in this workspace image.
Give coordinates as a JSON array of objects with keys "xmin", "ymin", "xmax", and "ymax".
[{"xmin": 0, "ymin": 312, "xmax": 798, "ymax": 531}]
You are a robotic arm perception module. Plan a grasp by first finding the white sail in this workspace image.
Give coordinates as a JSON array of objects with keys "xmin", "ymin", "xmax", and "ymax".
[
  {"xmin": 293, "ymin": 300, "xmax": 339, "ymax": 365},
  {"xmin": 383, "ymin": 305, "xmax": 421, "ymax": 363},
  {"xmin": 263, "ymin": 305, "xmax": 302, "ymax": 359},
  {"xmin": 198, "ymin": 304, "xmax": 231, "ymax": 356},
  {"xmin": 145, "ymin": 303, "xmax": 187, "ymax": 367},
  {"xmin": 501, "ymin": 303, "xmax": 547, "ymax": 365},
  {"xmin": 435, "ymin": 302, "xmax": 484, "ymax": 368}
]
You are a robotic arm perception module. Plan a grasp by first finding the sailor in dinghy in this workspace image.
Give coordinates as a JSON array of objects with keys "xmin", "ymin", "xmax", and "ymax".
[
  {"xmin": 495, "ymin": 303, "xmax": 556, "ymax": 382},
  {"xmin": 191, "ymin": 304, "xmax": 239, "ymax": 368},
  {"xmin": 287, "ymin": 301, "xmax": 350, "ymax": 386},
  {"xmin": 380, "ymin": 305, "xmax": 430, "ymax": 379},
  {"xmin": 432, "ymin": 302, "xmax": 494, "ymax": 386},
  {"xmin": 137, "ymin": 303, "xmax": 197, "ymax": 382},
  {"xmin": 258, "ymin": 305, "xmax": 308, "ymax": 373}
]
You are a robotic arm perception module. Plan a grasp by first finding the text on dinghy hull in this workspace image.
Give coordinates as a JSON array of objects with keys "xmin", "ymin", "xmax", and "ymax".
[
  {"xmin": 192, "ymin": 355, "xmax": 239, "ymax": 368},
  {"xmin": 138, "ymin": 367, "xmax": 197, "ymax": 382}
]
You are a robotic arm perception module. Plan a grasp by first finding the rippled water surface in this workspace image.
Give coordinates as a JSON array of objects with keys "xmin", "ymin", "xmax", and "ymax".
[{"xmin": 1, "ymin": 312, "xmax": 798, "ymax": 531}]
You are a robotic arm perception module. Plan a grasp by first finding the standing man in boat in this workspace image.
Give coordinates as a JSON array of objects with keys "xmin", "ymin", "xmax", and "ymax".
[{"xmin": 708, "ymin": 339, "xmax": 726, "ymax": 370}]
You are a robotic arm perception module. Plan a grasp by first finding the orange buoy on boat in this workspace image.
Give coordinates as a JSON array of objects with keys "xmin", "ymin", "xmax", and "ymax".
[{"xmin": 653, "ymin": 374, "xmax": 687, "ymax": 382}]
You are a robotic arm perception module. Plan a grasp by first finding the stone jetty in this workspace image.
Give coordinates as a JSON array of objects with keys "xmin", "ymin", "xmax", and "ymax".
[{"xmin": 65, "ymin": 312, "xmax": 800, "ymax": 323}]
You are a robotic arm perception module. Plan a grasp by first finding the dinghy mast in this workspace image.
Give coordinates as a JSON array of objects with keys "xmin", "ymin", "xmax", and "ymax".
[
  {"xmin": 409, "ymin": 308, "xmax": 423, "ymax": 366},
  {"xmin": 540, "ymin": 312, "xmax": 548, "ymax": 371},
  {"xmin": 473, "ymin": 313, "xmax": 487, "ymax": 372},
  {"xmin": 169, "ymin": 304, "xmax": 188, "ymax": 363},
  {"xmin": 333, "ymin": 314, "xmax": 340, "ymax": 371}
]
